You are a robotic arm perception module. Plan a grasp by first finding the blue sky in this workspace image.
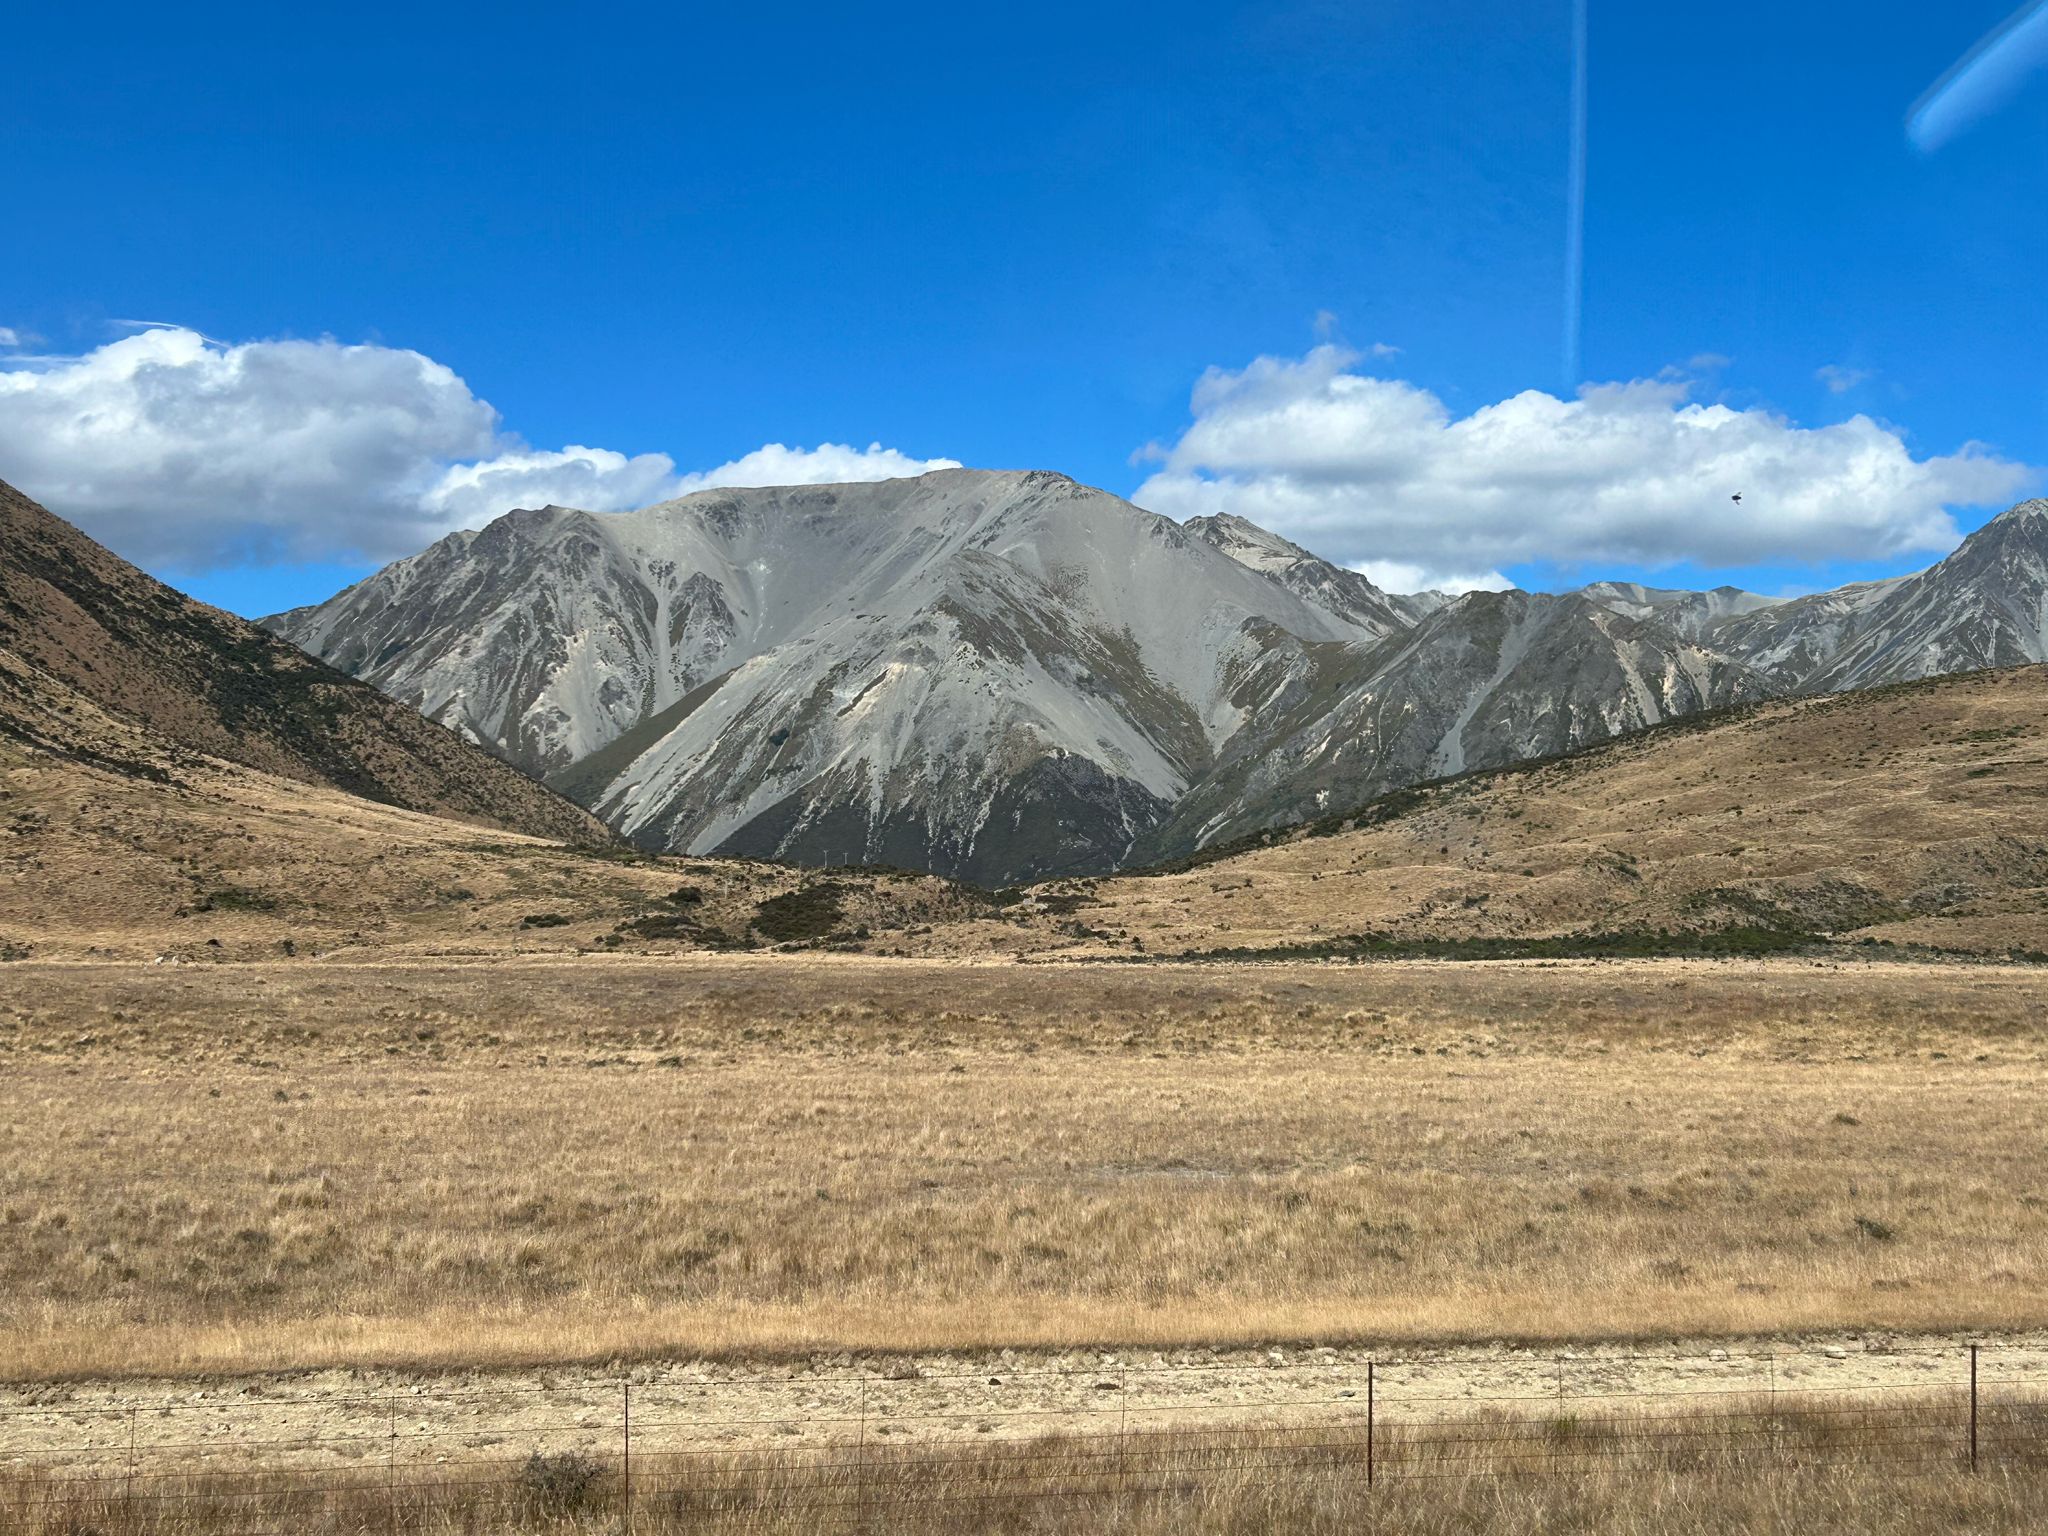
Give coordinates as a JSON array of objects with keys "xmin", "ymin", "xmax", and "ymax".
[{"xmin": 4, "ymin": 0, "xmax": 2045, "ymax": 614}]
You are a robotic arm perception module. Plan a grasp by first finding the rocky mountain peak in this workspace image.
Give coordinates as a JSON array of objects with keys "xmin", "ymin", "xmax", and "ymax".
[
  {"xmin": 1952, "ymin": 496, "xmax": 2048, "ymax": 558},
  {"xmin": 265, "ymin": 482, "xmax": 2048, "ymax": 885}
]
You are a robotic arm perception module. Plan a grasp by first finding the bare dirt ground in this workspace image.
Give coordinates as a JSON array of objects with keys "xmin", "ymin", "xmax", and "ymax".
[{"xmin": 3, "ymin": 1330, "xmax": 2037, "ymax": 1477}]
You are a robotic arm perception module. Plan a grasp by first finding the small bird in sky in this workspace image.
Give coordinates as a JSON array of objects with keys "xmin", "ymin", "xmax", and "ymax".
[{"xmin": 1731, "ymin": 493, "xmax": 1744, "ymax": 504}]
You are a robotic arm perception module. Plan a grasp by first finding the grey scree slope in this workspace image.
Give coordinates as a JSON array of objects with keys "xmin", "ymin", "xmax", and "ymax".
[{"xmin": 267, "ymin": 472, "xmax": 2048, "ymax": 886}]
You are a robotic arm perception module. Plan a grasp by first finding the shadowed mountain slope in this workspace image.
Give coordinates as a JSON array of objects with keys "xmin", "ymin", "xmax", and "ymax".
[
  {"xmin": 1716, "ymin": 500, "xmax": 2048, "ymax": 690},
  {"xmin": 0, "ymin": 478, "xmax": 608, "ymax": 844}
]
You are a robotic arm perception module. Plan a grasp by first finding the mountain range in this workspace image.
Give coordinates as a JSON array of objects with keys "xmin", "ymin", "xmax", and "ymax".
[
  {"xmin": 265, "ymin": 470, "xmax": 2048, "ymax": 886},
  {"xmin": 5, "ymin": 470, "xmax": 2046, "ymax": 963}
]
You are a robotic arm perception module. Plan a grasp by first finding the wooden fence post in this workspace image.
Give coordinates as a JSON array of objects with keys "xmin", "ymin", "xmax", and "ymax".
[
  {"xmin": 1366, "ymin": 1361, "xmax": 1376, "ymax": 1490},
  {"xmin": 1970, "ymin": 1343, "xmax": 1980, "ymax": 1473}
]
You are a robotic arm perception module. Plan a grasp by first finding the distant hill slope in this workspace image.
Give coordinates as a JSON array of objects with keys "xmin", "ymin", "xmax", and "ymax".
[
  {"xmin": 983, "ymin": 665, "xmax": 2048, "ymax": 961},
  {"xmin": 1128, "ymin": 586, "xmax": 1774, "ymax": 861},
  {"xmin": 0, "ymin": 643, "xmax": 999, "ymax": 961},
  {"xmin": 0, "ymin": 477, "xmax": 608, "ymax": 844},
  {"xmin": 5, "ymin": 640, "xmax": 2043, "ymax": 964}
]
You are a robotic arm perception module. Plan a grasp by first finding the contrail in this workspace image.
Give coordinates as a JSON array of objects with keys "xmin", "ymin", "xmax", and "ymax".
[
  {"xmin": 1563, "ymin": 0, "xmax": 1589, "ymax": 389},
  {"xmin": 1908, "ymin": 0, "xmax": 2048, "ymax": 152}
]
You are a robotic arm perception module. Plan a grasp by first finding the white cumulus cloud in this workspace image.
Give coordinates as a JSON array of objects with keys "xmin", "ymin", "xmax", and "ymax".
[
  {"xmin": 1349, "ymin": 559, "xmax": 1515, "ymax": 596},
  {"xmin": 0, "ymin": 327, "xmax": 957, "ymax": 568},
  {"xmin": 422, "ymin": 446, "xmax": 684, "ymax": 531},
  {"xmin": 0, "ymin": 327, "xmax": 497, "ymax": 567},
  {"xmin": 419, "ymin": 439, "xmax": 962, "ymax": 542},
  {"xmin": 670, "ymin": 441, "xmax": 963, "ymax": 496},
  {"xmin": 1133, "ymin": 345, "xmax": 2035, "ymax": 589}
]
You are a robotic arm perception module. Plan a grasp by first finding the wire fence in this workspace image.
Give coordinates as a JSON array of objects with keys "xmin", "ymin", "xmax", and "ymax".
[{"xmin": 3, "ymin": 1342, "xmax": 2045, "ymax": 1532}]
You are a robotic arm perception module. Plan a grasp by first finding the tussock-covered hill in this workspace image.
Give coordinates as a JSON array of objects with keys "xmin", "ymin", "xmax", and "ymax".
[
  {"xmin": 0, "ymin": 478, "xmax": 607, "ymax": 844},
  {"xmin": 5, "ymin": 649, "xmax": 2045, "ymax": 964},
  {"xmin": 977, "ymin": 665, "xmax": 2048, "ymax": 961},
  {"xmin": 0, "ymin": 644, "xmax": 1001, "ymax": 962}
]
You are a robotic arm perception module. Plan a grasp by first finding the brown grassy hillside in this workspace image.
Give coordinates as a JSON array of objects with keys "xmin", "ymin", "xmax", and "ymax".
[
  {"xmin": 0, "ymin": 646, "xmax": 998, "ymax": 961},
  {"xmin": 0, "ymin": 477, "xmax": 606, "ymax": 843},
  {"xmin": 980, "ymin": 666, "xmax": 2048, "ymax": 960}
]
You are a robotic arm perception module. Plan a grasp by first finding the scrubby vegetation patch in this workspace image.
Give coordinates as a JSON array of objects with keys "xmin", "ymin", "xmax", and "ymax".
[{"xmin": 750, "ymin": 883, "xmax": 848, "ymax": 943}]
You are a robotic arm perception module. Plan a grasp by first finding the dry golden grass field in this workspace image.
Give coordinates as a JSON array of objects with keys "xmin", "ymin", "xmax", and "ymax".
[
  {"xmin": 5, "ymin": 954, "xmax": 2046, "ymax": 1384},
  {"xmin": 12, "ymin": 1432, "xmax": 2048, "ymax": 1535}
]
